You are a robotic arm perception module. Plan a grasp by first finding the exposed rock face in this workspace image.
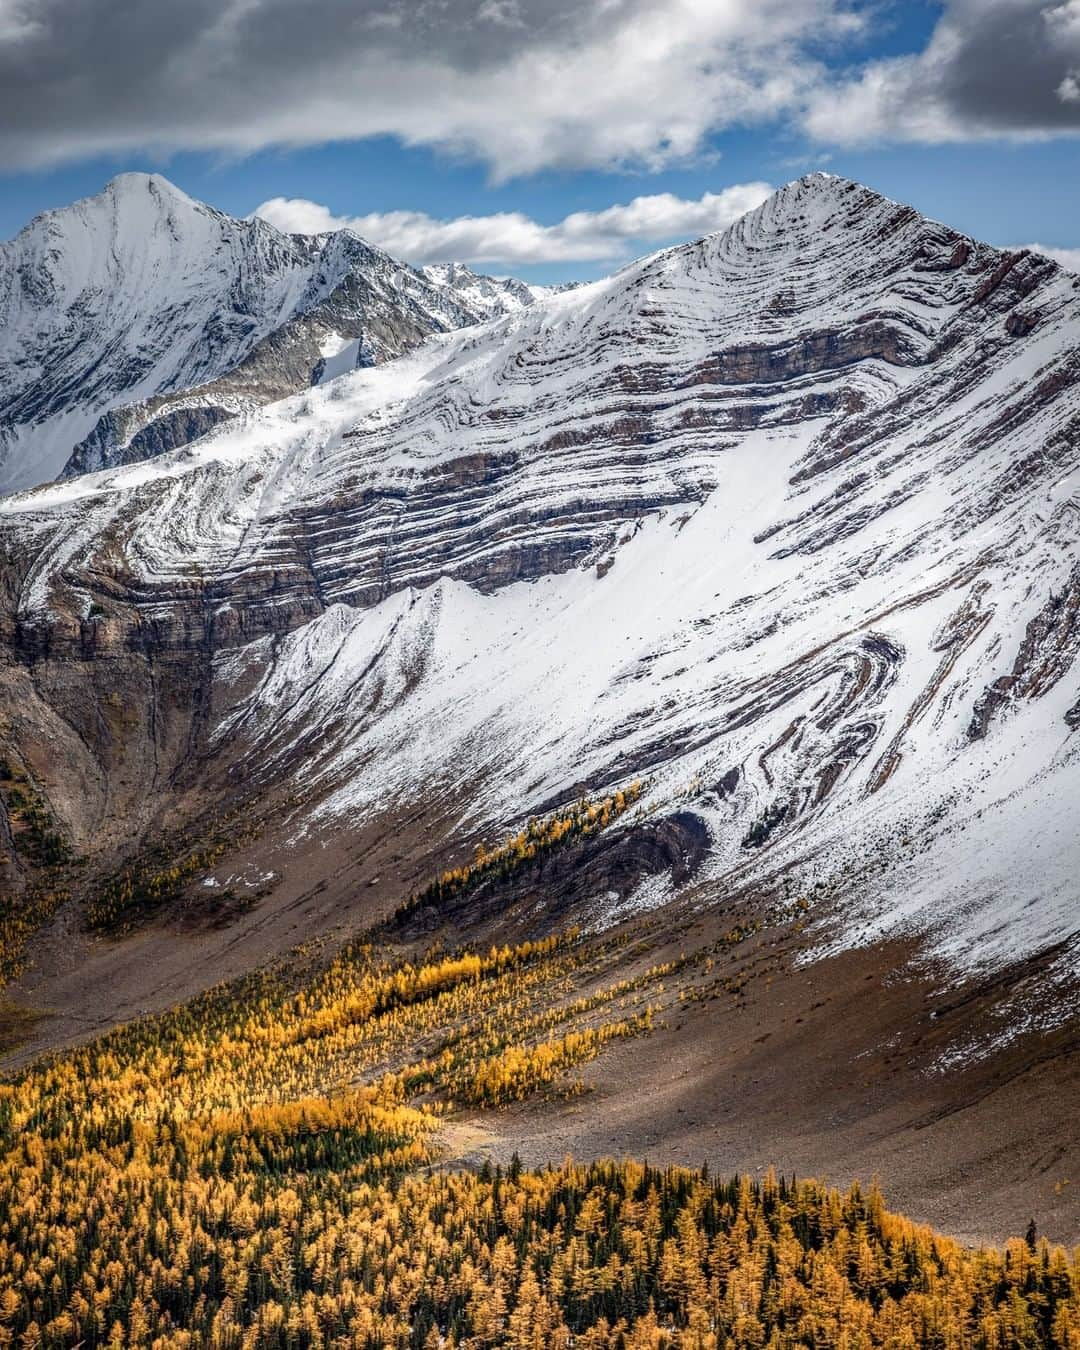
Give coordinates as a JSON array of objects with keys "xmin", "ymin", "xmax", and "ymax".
[
  {"xmin": 0, "ymin": 174, "xmax": 543, "ymax": 492},
  {"xmin": 1, "ymin": 172, "xmax": 1079, "ymax": 1053},
  {"xmin": 395, "ymin": 809, "xmax": 712, "ymax": 938},
  {"xmin": 968, "ymin": 568, "xmax": 1080, "ymax": 740},
  {"xmin": 65, "ymin": 402, "xmax": 241, "ymax": 478}
]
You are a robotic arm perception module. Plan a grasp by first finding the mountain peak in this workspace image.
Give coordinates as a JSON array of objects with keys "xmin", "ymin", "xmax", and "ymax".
[
  {"xmin": 699, "ymin": 170, "xmax": 954, "ymax": 270},
  {"xmin": 0, "ymin": 174, "xmax": 552, "ymax": 493},
  {"xmin": 103, "ymin": 170, "xmax": 188, "ymax": 198},
  {"xmin": 764, "ymin": 171, "xmax": 888, "ymax": 218},
  {"xmin": 3, "ymin": 172, "xmax": 211, "ymax": 250},
  {"xmin": 98, "ymin": 171, "xmax": 214, "ymax": 221},
  {"xmin": 793, "ymin": 169, "xmax": 853, "ymax": 187}
]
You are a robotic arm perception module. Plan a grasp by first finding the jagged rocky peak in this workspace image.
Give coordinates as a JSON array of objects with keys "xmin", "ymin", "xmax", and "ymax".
[
  {"xmin": 640, "ymin": 173, "xmax": 980, "ymax": 330},
  {"xmin": 102, "ymin": 170, "xmax": 203, "ymax": 207},
  {"xmin": 0, "ymin": 174, "xmax": 550, "ymax": 494},
  {"xmin": 0, "ymin": 168, "xmax": 1071, "ymax": 672},
  {"xmin": 8, "ymin": 171, "xmax": 301, "ymax": 309},
  {"xmin": 421, "ymin": 262, "xmax": 545, "ymax": 317},
  {"xmin": 725, "ymin": 170, "xmax": 914, "ymax": 238},
  {"xmin": 6, "ymin": 167, "xmax": 1075, "ymax": 643}
]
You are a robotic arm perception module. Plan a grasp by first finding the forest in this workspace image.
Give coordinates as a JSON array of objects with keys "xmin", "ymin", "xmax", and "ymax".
[
  {"xmin": 0, "ymin": 913, "xmax": 1077, "ymax": 1348},
  {"xmin": 0, "ymin": 790, "xmax": 1075, "ymax": 1346}
]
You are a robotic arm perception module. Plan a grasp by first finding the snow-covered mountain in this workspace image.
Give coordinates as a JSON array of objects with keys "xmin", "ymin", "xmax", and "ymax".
[
  {"xmin": 0, "ymin": 174, "xmax": 542, "ymax": 493},
  {"xmin": 2, "ymin": 173, "xmax": 1079, "ymax": 1070},
  {"xmin": 421, "ymin": 262, "xmax": 539, "ymax": 317},
  {"xmin": 420, "ymin": 262, "xmax": 580, "ymax": 318}
]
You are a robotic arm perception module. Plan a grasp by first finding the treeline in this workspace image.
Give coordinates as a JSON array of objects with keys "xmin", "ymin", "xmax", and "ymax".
[
  {"xmin": 0, "ymin": 890, "xmax": 1075, "ymax": 1346},
  {"xmin": 85, "ymin": 838, "xmax": 230, "ymax": 933},
  {"xmin": 397, "ymin": 782, "xmax": 645, "ymax": 921},
  {"xmin": 85, "ymin": 808, "xmax": 268, "ymax": 935},
  {"xmin": 467, "ymin": 1014, "xmax": 651, "ymax": 1105},
  {"xmin": 0, "ymin": 1090, "xmax": 1076, "ymax": 1349},
  {"xmin": 0, "ymin": 757, "xmax": 74, "ymax": 984},
  {"xmin": 298, "ymin": 934, "xmax": 569, "ymax": 1042}
]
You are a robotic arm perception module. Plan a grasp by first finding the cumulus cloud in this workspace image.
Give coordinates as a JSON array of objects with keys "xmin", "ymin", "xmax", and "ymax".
[
  {"xmin": 805, "ymin": 0, "xmax": 1080, "ymax": 144},
  {"xmin": 3, "ymin": 0, "xmax": 1079, "ymax": 173},
  {"xmin": 253, "ymin": 183, "xmax": 774, "ymax": 265},
  {"xmin": 1019, "ymin": 241, "xmax": 1080, "ymax": 270},
  {"xmin": 0, "ymin": 0, "xmax": 858, "ymax": 175},
  {"xmin": 0, "ymin": 0, "xmax": 41, "ymax": 41}
]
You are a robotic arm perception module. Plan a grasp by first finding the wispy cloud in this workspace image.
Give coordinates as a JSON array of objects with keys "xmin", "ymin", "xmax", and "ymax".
[
  {"xmin": 0, "ymin": 0, "xmax": 41, "ymax": 41},
  {"xmin": 254, "ymin": 184, "xmax": 774, "ymax": 265}
]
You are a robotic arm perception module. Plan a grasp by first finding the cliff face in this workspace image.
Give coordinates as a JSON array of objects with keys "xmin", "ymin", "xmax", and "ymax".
[{"xmin": 1, "ymin": 174, "xmax": 1079, "ymax": 1080}]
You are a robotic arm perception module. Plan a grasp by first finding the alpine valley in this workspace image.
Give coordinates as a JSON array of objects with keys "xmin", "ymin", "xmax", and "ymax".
[{"xmin": 1, "ymin": 168, "xmax": 1078, "ymax": 1270}]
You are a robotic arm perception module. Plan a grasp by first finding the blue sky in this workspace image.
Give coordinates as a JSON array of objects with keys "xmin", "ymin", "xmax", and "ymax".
[{"xmin": 2, "ymin": 1, "xmax": 1079, "ymax": 282}]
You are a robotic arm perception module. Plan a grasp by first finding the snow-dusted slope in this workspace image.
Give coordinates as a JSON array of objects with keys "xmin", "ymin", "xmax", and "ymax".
[
  {"xmin": 420, "ymin": 263, "xmax": 578, "ymax": 318},
  {"xmin": 0, "ymin": 175, "xmax": 536, "ymax": 493},
  {"xmin": 2, "ymin": 174, "xmax": 1079, "ymax": 1000},
  {"xmin": 422, "ymin": 263, "xmax": 538, "ymax": 317}
]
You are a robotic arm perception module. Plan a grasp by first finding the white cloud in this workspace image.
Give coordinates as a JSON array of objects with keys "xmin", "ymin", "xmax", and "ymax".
[
  {"xmin": 803, "ymin": 0, "xmax": 1080, "ymax": 146},
  {"xmin": 0, "ymin": 0, "xmax": 41, "ymax": 42},
  {"xmin": 4, "ymin": 0, "xmax": 1079, "ymax": 173},
  {"xmin": 1046, "ymin": 0, "xmax": 1080, "ymax": 37},
  {"xmin": 254, "ymin": 183, "xmax": 774, "ymax": 265},
  {"xmin": 0, "ymin": 0, "xmax": 860, "ymax": 176},
  {"xmin": 1018, "ymin": 242, "xmax": 1080, "ymax": 271}
]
